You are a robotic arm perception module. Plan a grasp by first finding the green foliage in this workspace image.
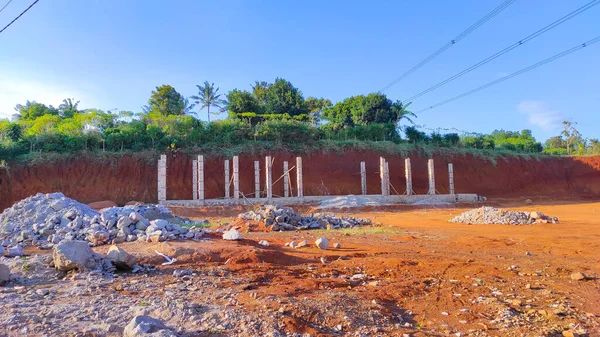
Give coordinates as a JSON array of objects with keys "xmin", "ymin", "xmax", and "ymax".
[
  {"xmin": 190, "ymin": 81, "xmax": 226, "ymax": 122},
  {"xmin": 226, "ymin": 89, "xmax": 263, "ymax": 121},
  {"xmin": 262, "ymin": 78, "xmax": 309, "ymax": 117},
  {"xmin": 255, "ymin": 120, "xmax": 318, "ymax": 143},
  {"xmin": 14, "ymin": 101, "xmax": 59, "ymax": 120},
  {"xmin": 226, "ymin": 78, "xmax": 311, "ymax": 122},
  {"xmin": 405, "ymin": 126, "xmax": 427, "ymax": 143},
  {"xmin": 148, "ymin": 85, "xmax": 185, "ymax": 116},
  {"xmin": 322, "ymin": 93, "xmax": 414, "ymax": 130}
]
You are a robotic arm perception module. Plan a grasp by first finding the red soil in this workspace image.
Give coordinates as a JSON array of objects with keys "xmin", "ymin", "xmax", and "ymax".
[{"xmin": 2, "ymin": 151, "xmax": 600, "ymax": 210}]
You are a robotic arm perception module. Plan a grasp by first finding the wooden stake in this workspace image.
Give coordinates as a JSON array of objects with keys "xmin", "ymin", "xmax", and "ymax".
[
  {"xmin": 233, "ymin": 156, "xmax": 239, "ymax": 202},
  {"xmin": 254, "ymin": 160, "xmax": 260, "ymax": 199},
  {"xmin": 296, "ymin": 157, "xmax": 303, "ymax": 199},
  {"xmin": 224, "ymin": 159, "xmax": 230, "ymax": 199},
  {"xmin": 360, "ymin": 161, "xmax": 366, "ymax": 195},
  {"xmin": 192, "ymin": 160, "xmax": 198, "ymax": 200},
  {"xmin": 198, "ymin": 155, "xmax": 204, "ymax": 201},
  {"xmin": 283, "ymin": 161, "xmax": 289, "ymax": 197}
]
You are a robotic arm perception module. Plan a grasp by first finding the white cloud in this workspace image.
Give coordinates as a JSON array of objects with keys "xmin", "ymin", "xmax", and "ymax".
[
  {"xmin": 0, "ymin": 78, "xmax": 96, "ymax": 119},
  {"xmin": 517, "ymin": 100, "xmax": 563, "ymax": 131}
]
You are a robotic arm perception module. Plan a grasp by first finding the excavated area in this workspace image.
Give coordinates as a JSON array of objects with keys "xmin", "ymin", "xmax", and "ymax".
[
  {"xmin": 2, "ymin": 151, "xmax": 600, "ymax": 210},
  {"xmin": 1, "ymin": 200, "xmax": 599, "ymax": 336},
  {"xmin": 1, "ymin": 152, "xmax": 600, "ymax": 336}
]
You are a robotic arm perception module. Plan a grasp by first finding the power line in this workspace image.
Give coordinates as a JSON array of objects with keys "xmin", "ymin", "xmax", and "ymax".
[
  {"xmin": 415, "ymin": 35, "xmax": 600, "ymax": 113},
  {"xmin": 0, "ymin": 0, "xmax": 40, "ymax": 34},
  {"xmin": 0, "ymin": 0, "xmax": 13, "ymax": 15},
  {"xmin": 403, "ymin": 0, "xmax": 600, "ymax": 103},
  {"xmin": 379, "ymin": 0, "xmax": 517, "ymax": 93}
]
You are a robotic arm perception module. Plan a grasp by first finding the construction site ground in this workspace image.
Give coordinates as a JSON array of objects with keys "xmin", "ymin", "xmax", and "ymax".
[{"xmin": 3, "ymin": 198, "xmax": 600, "ymax": 337}]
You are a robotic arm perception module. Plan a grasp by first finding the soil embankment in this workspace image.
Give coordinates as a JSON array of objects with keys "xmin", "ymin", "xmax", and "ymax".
[{"xmin": 2, "ymin": 151, "xmax": 600, "ymax": 210}]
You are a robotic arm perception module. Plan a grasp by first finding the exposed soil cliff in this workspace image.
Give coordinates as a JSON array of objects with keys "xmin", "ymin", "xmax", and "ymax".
[{"xmin": 2, "ymin": 151, "xmax": 600, "ymax": 210}]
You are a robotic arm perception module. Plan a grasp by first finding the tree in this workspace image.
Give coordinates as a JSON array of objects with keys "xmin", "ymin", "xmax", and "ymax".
[
  {"xmin": 262, "ymin": 78, "xmax": 309, "ymax": 118},
  {"xmin": 226, "ymin": 89, "xmax": 262, "ymax": 120},
  {"xmin": 561, "ymin": 120, "xmax": 582, "ymax": 155},
  {"xmin": 14, "ymin": 101, "xmax": 59, "ymax": 120},
  {"xmin": 58, "ymin": 98, "xmax": 81, "ymax": 118},
  {"xmin": 181, "ymin": 98, "xmax": 197, "ymax": 115},
  {"xmin": 306, "ymin": 97, "xmax": 332, "ymax": 126},
  {"xmin": 146, "ymin": 124, "xmax": 164, "ymax": 149},
  {"xmin": 190, "ymin": 81, "xmax": 226, "ymax": 122},
  {"xmin": 148, "ymin": 85, "xmax": 185, "ymax": 116},
  {"xmin": 322, "ymin": 93, "xmax": 414, "ymax": 130}
]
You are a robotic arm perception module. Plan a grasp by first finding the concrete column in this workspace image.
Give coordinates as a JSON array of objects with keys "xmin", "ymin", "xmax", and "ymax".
[
  {"xmin": 405, "ymin": 158, "xmax": 413, "ymax": 196},
  {"xmin": 428, "ymin": 159, "xmax": 435, "ymax": 195},
  {"xmin": 283, "ymin": 161, "xmax": 289, "ymax": 198},
  {"xmin": 448, "ymin": 163, "xmax": 455, "ymax": 195},
  {"xmin": 157, "ymin": 154, "xmax": 167, "ymax": 201},
  {"xmin": 296, "ymin": 157, "xmax": 303, "ymax": 199},
  {"xmin": 360, "ymin": 161, "xmax": 366, "ymax": 195},
  {"xmin": 233, "ymin": 156, "xmax": 239, "ymax": 202},
  {"xmin": 198, "ymin": 155, "xmax": 204, "ymax": 201},
  {"xmin": 265, "ymin": 156, "xmax": 272, "ymax": 201},
  {"xmin": 254, "ymin": 160, "xmax": 260, "ymax": 199},
  {"xmin": 192, "ymin": 160, "xmax": 198, "ymax": 200},
  {"xmin": 386, "ymin": 160, "xmax": 390, "ymax": 196},
  {"xmin": 224, "ymin": 159, "xmax": 230, "ymax": 199},
  {"xmin": 380, "ymin": 157, "xmax": 386, "ymax": 197}
]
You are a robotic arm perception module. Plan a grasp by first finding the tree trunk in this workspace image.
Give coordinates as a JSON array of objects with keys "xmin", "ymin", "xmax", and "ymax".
[{"xmin": 207, "ymin": 106, "xmax": 211, "ymax": 123}]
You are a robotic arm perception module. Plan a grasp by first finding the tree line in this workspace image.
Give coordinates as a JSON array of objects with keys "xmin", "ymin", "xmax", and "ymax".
[{"xmin": 0, "ymin": 78, "xmax": 594, "ymax": 159}]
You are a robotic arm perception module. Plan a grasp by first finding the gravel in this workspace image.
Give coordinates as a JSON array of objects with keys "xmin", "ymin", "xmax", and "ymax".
[
  {"xmin": 238, "ymin": 205, "xmax": 371, "ymax": 231},
  {"xmin": 449, "ymin": 206, "xmax": 559, "ymax": 225},
  {"xmin": 0, "ymin": 193, "xmax": 207, "ymax": 249}
]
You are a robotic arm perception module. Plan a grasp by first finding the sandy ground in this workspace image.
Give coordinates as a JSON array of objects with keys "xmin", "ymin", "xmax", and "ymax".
[{"xmin": 3, "ymin": 199, "xmax": 600, "ymax": 336}]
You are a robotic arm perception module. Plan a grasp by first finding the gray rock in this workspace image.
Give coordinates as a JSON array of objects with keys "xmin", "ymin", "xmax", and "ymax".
[
  {"xmin": 88, "ymin": 230, "xmax": 110, "ymax": 246},
  {"xmin": 107, "ymin": 245, "xmax": 136, "ymax": 269},
  {"xmin": 129, "ymin": 212, "xmax": 145, "ymax": 223},
  {"xmin": 151, "ymin": 219, "xmax": 169, "ymax": 230},
  {"xmin": 52, "ymin": 240, "xmax": 97, "ymax": 271},
  {"xmin": 222, "ymin": 229, "xmax": 242, "ymax": 241},
  {"xmin": 315, "ymin": 237, "xmax": 329, "ymax": 250},
  {"xmin": 117, "ymin": 216, "xmax": 133, "ymax": 229},
  {"xmin": 123, "ymin": 316, "xmax": 178, "ymax": 337},
  {"xmin": 0, "ymin": 263, "xmax": 10, "ymax": 283}
]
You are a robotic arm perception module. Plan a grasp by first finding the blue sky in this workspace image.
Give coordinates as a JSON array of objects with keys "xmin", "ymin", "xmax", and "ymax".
[{"xmin": 0, "ymin": 0, "xmax": 598, "ymax": 141}]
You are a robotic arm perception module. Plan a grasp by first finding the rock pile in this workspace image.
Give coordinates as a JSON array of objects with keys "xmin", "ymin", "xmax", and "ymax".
[
  {"xmin": 0, "ymin": 193, "xmax": 206, "ymax": 248},
  {"xmin": 450, "ymin": 206, "xmax": 559, "ymax": 225},
  {"xmin": 238, "ymin": 205, "xmax": 371, "ymax": 231}
]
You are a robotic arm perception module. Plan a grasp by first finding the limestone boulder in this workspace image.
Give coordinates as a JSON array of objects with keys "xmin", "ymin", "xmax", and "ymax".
[
  {"xmin": 52, "ymin": 240, "xmax": 98, "ymax": 271},
  {"xmin": 107, "ymin": 245, "xmax": 137, "ymax": 269}
]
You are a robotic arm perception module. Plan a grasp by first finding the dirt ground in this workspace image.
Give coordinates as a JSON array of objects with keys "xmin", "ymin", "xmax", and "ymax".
[
  {"xmin": 164, "ymin": 199, "xmax": 600, "ymax": 336},
  {"xmin": 3, "ymin": 199, "xmax": 600, "ymax": 337}
]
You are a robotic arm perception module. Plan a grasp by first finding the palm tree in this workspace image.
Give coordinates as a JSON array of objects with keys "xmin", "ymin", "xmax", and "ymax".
[
  {"xmin": 182, "ymin": 97, "xmax": 197, "ymax": 115},
  {"xmin": 58, "ymin": 98, "xmax": 81, "ymax": 118},
  {"xmin": 190, "ymin": 81, "xmax": 226, "ymax": 122},
  {"xmin": 395, "ymin": 102, "xmax": 416, "ymax": 125}
]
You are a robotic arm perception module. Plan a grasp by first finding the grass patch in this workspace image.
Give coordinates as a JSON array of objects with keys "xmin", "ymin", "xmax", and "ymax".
[{"xmin": 313, "ymin": 225, "xmax": 403, "ymax": 236}]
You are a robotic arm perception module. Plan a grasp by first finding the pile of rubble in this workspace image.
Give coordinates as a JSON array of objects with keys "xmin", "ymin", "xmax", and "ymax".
[
  {"xmin": 449, "ymin": 206, "xmax": 559, "ymax": 225},
  {"xmin": 0, "ymin": 193, "xmax": 206, "ymax": 250},
  {"xmin": 238, "ymin": 205, "xmax": 371, "ymax": 231}
]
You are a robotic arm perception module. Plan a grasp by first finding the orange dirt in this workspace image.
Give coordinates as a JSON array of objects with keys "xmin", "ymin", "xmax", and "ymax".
[
  {"xmin": 84, "ymin": 199, "xmax": 600, "ymax": 336},
  {"xmin": 3, "ymin": 152, "xmax": 600, "ymax": 210}
]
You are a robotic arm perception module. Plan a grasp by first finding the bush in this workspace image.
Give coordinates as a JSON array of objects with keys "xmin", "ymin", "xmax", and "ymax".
[{"xmin": 255, "ymin": 120, "xmax": 318, "ymax": 143}]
